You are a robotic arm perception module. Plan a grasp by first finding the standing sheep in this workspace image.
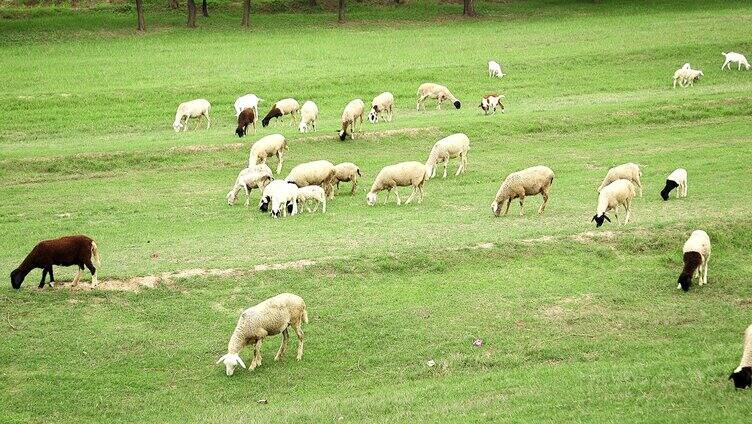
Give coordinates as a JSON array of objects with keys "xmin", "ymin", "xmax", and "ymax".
[
  {"xmin": 491, "ymin": 166, "xmax": 554, "ymax": 217},
  {"xmin": 10, "ymin": 235, "xmax": 101, "ymax": 289},
  {"xmin": 660, "ymin": 168, "xmax": 688, "ymax": 200},
  {"xmin": 479, "ymin": 94, "xmax": 505, "ymax": 115},
  {"xmin": 234, "ymin": 94, "xmax": 263, "ymax": 117},
  {"xmin": 598, "ymin": 163, "xmax": 643, "ymax": 197},
  {"xmin": 296, "ymin": 185, "xmax": 327, "ymax": 213},
  {"xmin": 333, "ymin": 162, "xmax": 361, "ymax": 195},
  {"xmin": 416, "ymin": 83, "xmax": 461, "ymax": 110},
  {"xmin": 298, "ymin": 100, "xmax": 319, "ymax": 133},
  {"xmin": 677, "ymin": 230, "xmax": 711, "ymax": 291},
  {"xmin": 285, "ymin": 160, "xmax": 337, "ymax": 199},
  {"xmin": 216, "ymin": 293, "xmax": 308, "ymax": 376},
  {"xmin": 425, "ymin": 133, "xmax": 470, "ymax": 179},
  {"xmin": 235, "ymin": 107, "xmax": 257, "ymax": 137},
  {"xmin": 722, "ymin": 52, "xmax": 750, "ymax": 71},
  {"xmin": 226, "ymin": 164, "xmax": 274, "ymax": 206},
  {"xmin": 249, "ymin": 134, "xmax": 288, "ymax": 174},
  {"xmin": 488, "ymin": 60, "xmax": 505, "ymax": 78},
  {"xmin": 367, "ymin": 162, "xmax": 428, "ymax": 206},
  {"xmin": 591, "ymin": 179, "xmax": 636, "ymax": 227},
  {"xmin": 368, "ymin": 92, "xmax": 395, "ymax": 123},
  {"xmin": 729, "ymin": 324, "xmax": 752, "ymax": 390},
  {"xmin": 173, "ymin": 99, "xmax": 211, "ymax": 132},
  {"xmin": 339, "ymin": 99, "xmax": 365, "ymax": 141},
  {"xmin": 261, "ymin": 98, "xmax": 300, "ymax": 128},
  {"xmin": 259, "ymin": 180, "xmax": 299, "ymax": 218}
]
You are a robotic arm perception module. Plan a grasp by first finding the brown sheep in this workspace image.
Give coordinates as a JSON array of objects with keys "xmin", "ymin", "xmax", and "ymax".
[{"xmin": 10, "ymin": 235, "xmax": 100, "ymax": 289}]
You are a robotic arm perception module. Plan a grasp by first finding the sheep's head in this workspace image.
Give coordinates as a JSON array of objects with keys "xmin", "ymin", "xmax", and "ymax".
[
  {"xmin": 226, "ymin": 189, "xmax": 238, "ymax": 206},
  {"xmin": 338, "ymin": 130, "xmax": 348, "ymax": 141},
  {"xmin": 172, "ymin": 122, "xmax": 183, "ymax": 132},
  {"xmin": 730, "ymin": 367, "xmax": 752, "ymax": 389},
  {"xmin": 499, "ymin": 102, "xmax": 506, "ymax": 113},
  {"xmin": 368, "ymin": 111, "xmax": 378, "ymax": 124},
  {"xmin": 298, "ymin": 122, "xmax": 308, "ymax": 133},
  {"xmin": 10, "ymin": 269, "xmax": 24, "ymax": 289},
  {"xmin": 261, "ymin": 117, "xmax": 271, "ymax": 128},
  {"xmin": 453, "ymin": 100, "xmax": 461, "ymax": 109},
  {"xmin": 591, "ymin": 214, "xmax": 611, "ymax": 227},
  {"xmin": 216, "ymin": 353, "xmax": 246, "ymax": 376},
  {"xmin": 259, "ymin": 196, "xmax": 270, "ymax": 213},
  {"xmin": 235, "ymin": 126, "xmax": 246, "ymax": 138},
  {"xmin": 660, "ymin": 180, "xmax": 678, "ymax": 201},
  {"xmin": 366, "ymin": 192, "xmax": 378, "ymax": 206},
  {"xmin": 490, "ymin": 201, "xmax": 500, "ymax": 217}
]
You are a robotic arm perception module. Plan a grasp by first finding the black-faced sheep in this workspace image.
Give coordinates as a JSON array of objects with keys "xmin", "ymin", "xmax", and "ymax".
[
  {"xmin": 261, "ymin": 98, "xmax": 300, "ymax": 128},
  {"xmin": 592, "ymin": 179, "xmax": 635, "ymax": 227},
  {"xmin": 677, "ymin": 230, "xmax": 710, "ymax": 291},
  {"xmin": 660, "ymin": 168, "xmax": 687, "ymax": 201},
  {"xmin": 416, "ymin": 83, "xmax": 461, "ymax": 110},
  {"xmin": 10, "ymin": 235, "xmax": 100, "ymax": 289},
  {"xmin": 730, "ymin": 324, "xmax": 752, "ymax": 389}
]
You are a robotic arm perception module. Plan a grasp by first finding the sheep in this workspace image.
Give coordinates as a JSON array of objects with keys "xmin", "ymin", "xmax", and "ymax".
[
  {"xmin": 591, "ymin": 179, "xmax": 636, "ymax": 227},
  {"xmin": 488, "ymin": 60, "xmax": 505, "ymax": 78},
  {"xmin": 729, "ymin": 324, "xmax": 752, "ymax": 389},
  {"xmin": 338, "ymin": 99, "xmax": 366, "ymax": 141},
  {"xmin": 425, "ymin": 133, "xmax": 470, "ymax": 179},
  {"xmin": 333, "ymin": 162, "xmax": 361, "ymax": 195},
  {"xmin": 479, "ymin": 94, "xmax": 505, "ymax": 115},
  {"xmin": 298, "ymin": 101, "xmax": 319, "ymax": 133},
  {"xmin": 368, "ymin": 92, "xmax": 394, "ymax": 123},
  {"xmin": 285, "ymin": 160, "xmax": 337, "ymax": 199},
  {"xmin": 234, "ymin": 94, "xmax": 262, "ymax": 117},
  {"xmin": 683, "ymin": 69, "xmax": 704, "ymax": 87},
  {"xmin": 597, "ymin": 162, "xmax": 643, "ymax": 197},
  {"xmin": 173, "ymin": 99, "xmax": 211, "ymax": 132},
  {"xmin": 660, "ymin": 168, "xmax": 688, "ymax": 201},
  {"xmin": 367, "ymin": 161, "xmax": 428, "ymax": 206},
  {"xmin": 259, "ymin": 180, "xmax": 299, "ymax": 218},
  {"xmin": 216, "ymin": 293, "xmax": 308, "ymax": 376},
  {"xmin": 249, "ymin": 133, "xmax": 288, "ymax": 174},
  {"xmin": 226, "ymin": 164, "xmax": 274, "ymax": 206},
  {"xmin": 296, "ymin": 185, "xmax": 327, "ymax": 213},
  {"xmin": 722, "ymin": 52, "xmax": 750, "ymax": 71},
  {"xmin": 672, "ymin": 67, "xmax": 689, "ymax": 88},
  {"xmin": 235, "ymin": 107, "xmax": 256, "ymax": 137},
  {"xmin": 490, "ymin": 165, "xmax": 554, "ymax": 217},
  {"xmin": 261, "ymin": 98, "xmax": 300, "ymax": 128},
  {"xmin": 10, "ymin": 235, "xmax": 100, "ymax": 289},
  {"xmin": 416, "ymin": 83, "xmax": 461, "ymax": 110},
  {"xmin": 677, "ymin": 230, "xmax": 711, "ymax": 291}
]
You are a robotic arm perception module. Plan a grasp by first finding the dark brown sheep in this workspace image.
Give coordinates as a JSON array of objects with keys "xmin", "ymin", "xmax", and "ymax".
[
  {"xmin": 236, "ymin": 107, "xmax": 256, "ymax": 138},
  {"xmin": 10, "ymin": 235, "xmax": 100, "ymax": 289}
]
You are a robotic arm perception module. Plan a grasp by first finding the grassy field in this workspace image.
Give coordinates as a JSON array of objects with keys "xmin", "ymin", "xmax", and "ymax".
[{"xmin": 2, "ymin": 0, "xmax": 752, "ymax": 422}]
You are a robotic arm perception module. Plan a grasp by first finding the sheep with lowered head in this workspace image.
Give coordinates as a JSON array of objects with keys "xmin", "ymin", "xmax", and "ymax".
[
  {"xmin": 298, "ymin": 100, "xmax": 319, "ymax": 133},
  {"xmin": 598, "ymin": 162, "xmax": 642, "ymax": 197},
  {"xmin": 10, "ymin": 235, "xmax": 101, "ymax": 289},
  {"xmin": 730, "ymin": 324, "xmax": 752, "ymax": 389},
  {"xmin": 368, "ymin": 92, "xmax": 394, "ymax": 123},
  {"xmin": 677, "ymin": 229, "xmax": 711, "ymax": 291},
  {"xmin": 488, "ymin": 60, "xmax": 505, "ymax": 78},
  {"xmin": 333, "ymin": 162, "xmax": 361, "ymax": 195},
  {"xmin": 660, "ymin": 168, "xmax": 687, "ymax": 200},
  {"xmin": 591, "ymin": 179, "xmax": 635, "ymax": 227},
  {"xmin": 425, "ymin": 133, "xmax": 470, "ymax": 179},
  {"xmin": 480, "ymin": 94, "xmax": 505, "ymax": 115},
  {"xmin": 296, "ymin": 185, "xmax": 327, "ymax": 213},
  {"xmin": 217, "ymin": 293, "xmax": 308, "ymax": 376},
  {"xmin": 339, "ymin": 99, "xmax": 365, "ymax": 141},
  {"xmin": 259, "ymin": 180, "xmax": 299, "ymax": 218},
  {"xmin": 249, "ymin": 133, "xmax": 288, "ymax": 174},
  {"xmin": 262, "ymin": 98, "xmax": 300, "ymax": 128},
  {"xmin": 285, "ymin": 160, "xmax": 337, "ymax": 199},
  {"xmin": 226, "ymin": 164, "xmax": 274, "ymax": 206},
  {"xmin": 367, "ymin": 161, "xmax": 428, "ymax": 206},
  {"xmin": 235, "ymin": 108, "xmax": 257, "ymax": 137},
  {"xmin": 491, "ymin": 165, "xmax": 554, "ymax": 217},
  {"xmin": 416, "ymin": 83, "xmax": 461, "ymax": 110},
  {"xmin": 722, "ymin": 52, "xmax": 750, "ymax": 71},
  {"xmin": 173, "ymin": 99, "xmax": 211, "ymax": 132}
]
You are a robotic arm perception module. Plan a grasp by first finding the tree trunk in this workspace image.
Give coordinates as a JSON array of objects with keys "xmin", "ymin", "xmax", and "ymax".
[
  {"xmin": 242, "ymin": 0, "xmax": 250, "ymax": 27},
  {"xmin": 201, "ymin": 0, "xmax": 208, "ymax": 17},
  {"xmin": 169, "ymin": 0, "xmax": 179, "ymax": 10},
  {"xmin": 187, "ymin": 0, "xmax": 197, "ymax": 27},
  {"xmin": 337, "ymin": 0, "xmax": 345, "ymax": 23},
  {"xmin": 463, "ymin": 0, "xmax": 475, "ymax": 16},
  {"xmin": 136, "ymin": 0, "xmax": 146, "ymax": 31}
]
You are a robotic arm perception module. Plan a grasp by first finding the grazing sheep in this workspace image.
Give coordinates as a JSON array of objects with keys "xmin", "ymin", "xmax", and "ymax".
[
  {"xmin": 10, "ymin": 235, "xmax": 100, "ymax": 289},
  {"xmin": 262, "ymin": 98, "xmax": 300, "ymax": 128},
  {"xmin": 296, "ymin": 185, "xmax": 327, "ymax": 213},
  {"xmin": 479, "ymin": 94, "xmax": 505, "ymax": 115},
  {"xmin": 249, "ymin": 133, "xmax": 288, "ymax": 174},
  {"xmin": 298, "ymin": 101, "xmax": 319, "ymax": 133},
  {"xmin": 491, "ymin": 165, "xmax": 554, "ymax": 217},
  {"xmin": 226, "ymin": 164, "xmax": 274, "ymax": 206},
  {"xmin": 338, "ymin": 99, "xmax": 366, "ymax": 141},
  {"xmin": 333, "ymin": 162, "xmax": 361, "ymax": 195},
  {"xmin": 173, "ymin": 99, "xmax": 211, "ymax": 132},
  {"xmin": 416, "ymin": 83, "xmax": 461, "ymax": 110},
  {"xmin": 235, "ymin": 107, "xmax": 257, "ymax": 137},
  {"xmin": 234, "ymin": 94, "xmax": 262, "ymax": 117},
  {"xmin": 683, "ymin": 69, "xmax": 704, "ymax": 87},
  {"xmin": 677, "ymin": 230, "xmax": 711, "ymax": 291},
  {"xmin": 722, "ymin": 52, "xmax": 750, "ymax": 71},
  {"xmin": 660, "ymin": 168, "xmax": 688, "ymax": 201},
  {"xmin": 729, "ymin": 324, "xmax": 752, "ymax": 390},
  {"xmin": 598, "ymin": 163, "xmax": 643, "ymax": 197},
  {"xmin": 425, "ymin": 133, "xmax": 470, "ymax": 179},
  {"xmin": 216, "ymin": 293, "xmax": 308, "ymax": 376},
  {"xmin": 488, "ymin": 60, "xmax": 505, "ymax": 78},
  {"xmin": 285, "ymin": 160, "xmax": 337, "ymax": 199},
  {"xmin": 367, "ymin": 161, "xmax": 428, "ymax": 206},
  {"xmin": 368, "ymin": 92, "xmax": 395, "ymax": 123},
  {"xmin": 259, "ymin": 180, "xmax": 299, "ymax": 218},
  {"xmin": 591, "ymin": 179, "xmax": 636, "ymax": 227}
]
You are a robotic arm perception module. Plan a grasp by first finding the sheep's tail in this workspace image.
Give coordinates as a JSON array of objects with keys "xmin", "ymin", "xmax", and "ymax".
[
  {"xmin": 91, "ymin": 241, "xmax": 101, "ymax": 266},
  {"xmin": 302, "ymin": 306, "xmax": 309, "ymax": 324},
  {"xmin": 357, "ymin": 168, "xmax": 362, "ymax": 176}
]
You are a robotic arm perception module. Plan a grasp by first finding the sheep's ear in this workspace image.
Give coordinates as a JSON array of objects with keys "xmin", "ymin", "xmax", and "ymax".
[
  {"xmin": 216, "ymin": 354, "xmax": 227, "ymax": 365},
  {"xmin": 236, "ymin": 356, "xmax": 246, "ymax": 369},
  {"xmin": 604, "ymin": 215, "xmax": 611, "ymax": 222},
  {"xmin": 591, "ymin": 215, "xmax": 596, "ymax": 222}
]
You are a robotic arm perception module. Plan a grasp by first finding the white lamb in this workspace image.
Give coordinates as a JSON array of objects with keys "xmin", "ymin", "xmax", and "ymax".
[
  {"xmin": 333, "ymin": 162, "xmax": 361, "ymax": 195},
  {"xmin": 173, "ymin": 99, "xmax": 211, "ymax": 132},
  {"xmin": 367, "ymin": 162, "xmax": 428, "ymax": 206},
  {"xmin": 249, "ymin": 133, "xmax": 288, "ymax": 174},
  {"xmin": 416, "ymin": 83, "xmax": 461, "ymax": 110},
  {"xmin": 261, "ymin": 98, "xmax": 300, "ymax": 128},
  {"xmin": 660, "ymin": 168, "xmax": 687, "ymax": 200},
  {"xmin": 425, "ymin": 133, "xmax": 470, "ymax": 179},
  {"xmin": 677, "ymin": 229, "xmax": 711, "ymax": 291},
  {"xmin": 729, "ymin": 324, "xmax": 752, "ymax": 390},
  {"xmin": 479, "ymin": 94, "xmax": 505, "ymax": 115},
  {"xmin": 298, "ymin": 101, "xmax": 319, "ymax": 133},
  {"xmin": 491, "ymin": 165, "xmax": 554, "ymax": 217},
  {"xmin": 683, "ymin": 69, "xmax": 704, "ymax": 87},
  {"xmin": 722, "ymin": 52, "xmax": 750, "ymax": 71},
  {"xmin": 226, "ymin": 164, "xmax": 274, "ymax": 206},
  {"xmin": 234, "ymin": 94, "xmax": 262, "ymax": 117},
  {"xmin": 488, "ymin": 60, "xmax": 505, "ymax": 78},
  {"xmin": 296, "ymin": 185, "xmax": 327, "ymax": 213},
  {"xmin": 259, "ymin": 180, "xmax": 299, "ymax": 218},
  {"xmin": 338, "ymin": 99, "xmax": 365, "ymax": 141},
  {"xmin": 591, "ymin": 179, "xmax": 636, "ymax": 227},
  {"xmin": 216, "ymin": 293, "xmax": 308, "ymax": 376},
  {"xmin": 285, "ymin": 160, "xmax": 337, "ymax": 199},
  {"xmin": 368, "ymin": 92, "xmax": 394, "ymax": 123},
  {"xmin": 598, "ymin": 162, "xmax": 642, "ymax": 197}
]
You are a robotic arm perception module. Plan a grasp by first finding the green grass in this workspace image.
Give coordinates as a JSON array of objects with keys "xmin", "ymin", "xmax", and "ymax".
[{"xmin": 2, "ymin": 1, "xmax": 752, "ymax": 422}]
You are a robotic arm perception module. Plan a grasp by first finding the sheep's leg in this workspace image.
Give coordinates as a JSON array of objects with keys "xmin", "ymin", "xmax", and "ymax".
[
  {"xmin": 405, "ymin": 187, "xmax": 417, "ymax": 204},
  {"xmin": 384, "ymin": 189, "xmax": 391, "ymax": 204},
  {"xmin": 39, "ymin": 268, "xmax": 48, "ymax": 289},
  {"xmin": 417, "ymin": 185, "xmax": 424, "ymax": 203},
  {"xmin": 205, "ymin": 113, "xmax": 211, "ymax": 129},
  {"xmin": 276, "ymin": 153, "xmax": 283, "ymax": 174},
  {"xmin": 194, "ymin": 116, "xmax": 201, "ymax": 131},
  {"xmin": 739, "ymin": 62, "xmax": 742, "ymax": 71},
  {"xmin": 274, "ymin": 329, "xmax": 289, "ymax": 361},
  {"xmin": 722, "ymin": 61, "xmax": 728, "ymax": 70},
  {"xmin": 456, "ymin": 154, "xmax": 465, "ymax": 176},
  {"xmin": 539, "ymin": 190, "xmax": 549, "ymax": 214},
  {"xmin": 437, "ymin": 98, "xmax": 443, "ymax": 110},
  {"xmin": 394, "ymin": 190, "xmax": 402, "ymax": 206},
  {"xmin": 624, "ymin": 203, "xmax": 631, "ymax": 224},
  {"xmin": 614, "ymin": 209, "xmax": 620, "ymax": 224},
  {"xmin": 703, "ymin": 257, "xmax": 709, "ymax": 285},
  {"xmin": 350, "ymin": 180, "xmax": 357, "ymax": 196},
  {"xmin": 321, "ymin": 198, "xmax": 326, "ymax": 213},
  {"xmin": 518, "ymin": 195, "xmax": 525, "ymax": 217},
  {"xmin": 683, "ymin": 181, "xmax": 688, "ymax": 197},
  {"xmin": 294, "ymin": 322, "xmax": 304, "ymax": 360},
  {"xmin": 417, "ymin": 95, "xmax": 428, "ymax": 111},
  {"xmin": 85, "ymin": 260, "xmax": 98, "ymax": 287},
  {"xmin": 72, "ymin": 267, "xmax": 82, "ymax": 287},
  {"xmin": 636, "ymin": 179, "xmax": 643, "ymax": 197},
  {"xmin": 503, "ymin": 199, "xmax": 511, "ymax": 216},
  {"xmin": 250, "ymin": 339, "xmax": 263, "ymax": 370},
  {"xmin": 48, "ymin": 266, "xmax": 55, "ymax": 287},
  {"xmin": 243, "ymin": 185, "xmax": 251, "ymax": 207},
  {"xmin": 443, "ymin": 160, "xmax": 449, "ymax": 178}
]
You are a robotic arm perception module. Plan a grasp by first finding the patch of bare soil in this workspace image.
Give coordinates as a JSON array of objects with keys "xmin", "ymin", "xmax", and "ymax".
[
  {"xmin": 539, "ymin": 293, "xmax": 603, "ymax": 322},
  {"xmin": 571, "ymin": 230, "xmax": 616, "ymax": 244},
  {"xmin": 300, "ymin": 126, "xmax": 438, "ymax": 143},
  {"xmin": 169, "ymin": 143, "xmax": 244, "ymax": 154},
  {"xmin": 521, "ymin": 235, "xmax": 556, "ymax": 244}
]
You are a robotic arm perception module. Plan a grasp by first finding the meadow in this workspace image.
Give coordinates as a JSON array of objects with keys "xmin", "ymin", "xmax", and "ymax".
[{"xmin": 2, "ymin": 0, "xmax": 752, "ymax": 422}]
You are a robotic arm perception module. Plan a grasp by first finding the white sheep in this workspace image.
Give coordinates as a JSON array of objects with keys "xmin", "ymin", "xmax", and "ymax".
[
  {"xmin": 338, "ymin": 99, "xmax": 365, "ymax": 141},
  {"xmin": 683, "ymin": 69, "xmax": 704, "ymax": 87},
  {"xmin": 591, "ymin": 179, "xmax": 635, "ymax": 227},
  {"xmin": 234, "ymin": 94, "xmax": 262, "ymax": 117},
  {"xmin": 216, "ymin": 293, "xmax": 308, "ymax": 376},
  {"xmin": 296, "ymin": 185, "xmax": 327, "ymax": 213},
  {"xmin": 598, "ymin": 162, "xmax": 642, "ymax": 197},
  {"xmin": 677, "ymin": 229, "xmax": 711, "ymax": 291},
  {"xmin": 488, "ymin": 60, "xmax": 505, "ymax": 78},
  {"xmin": 285, "ymin": 160, "xmax": 337, "ymax": 199},
  {"xmin": 226, "ymin": 164, "xmax": 274, "ymax": 206},
  {"xmin": 722, "ymin": 52, "xmax": 750, "ymax": 71},
  {"xmin": 491, "ymin": 165, "xmax": 554, "ymax": 217},
  {"xmin": 333, "ymin": 162, "xmax": 361, "ymax": 195},
  {"xmin": 660, "ymin": 168, "xmax": 687, "ymax": 200},
  {"xmin": 261, "ymin": 98, "xmax": 300, "ymax": 128},
  {"xmin": 249, "ymin": 133, "xmax": 288, "ymax": 174},
  {"xmin": 479, "ymin": 94, "xmax": 505, "ymax": 115},
  {"xmin": 367, "ymin": 161, "xmax": 428, "ymax": 206},
  {"xmin": 173, "ymin": 99, "xmax": 211, "ymax": 132},
  {"xmin": 729, "ymin": 324, "xmax": 752, "ymax": 390},
  {"xmin": 416, "ymin": 83, "xmax": 461, "ymax": 110},
  {"xmin": 425, "ymin": 133, "xmax": 470, "ymax": 179},
  {"xmin": 298, "ymin": 101, "xmax": 319, "ymax": 133},
  {"xmin": 368, "ymin": 92, "xmax": 394, "ymax": 123},
  {"xmin": 259, "ymin": 180, "xmax": 299, "ymax": 218}
]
